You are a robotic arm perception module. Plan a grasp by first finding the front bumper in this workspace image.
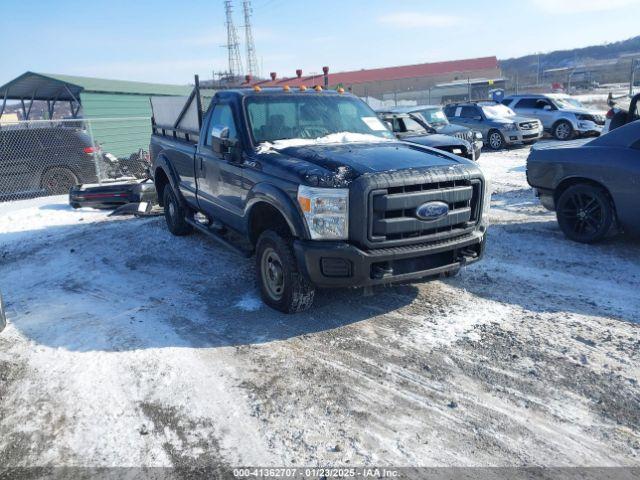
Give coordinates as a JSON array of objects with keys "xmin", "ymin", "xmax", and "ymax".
[
  {"xmin": 503, "ymin": 128, "xmax": 544, "ymax": 144},
  {"xmin": 294, "ymin": 231, "xmax": 486, "ymax": 288},
  {"xmin": 575, "ymin": 120, "xmax": 603, "ymax": 135}
]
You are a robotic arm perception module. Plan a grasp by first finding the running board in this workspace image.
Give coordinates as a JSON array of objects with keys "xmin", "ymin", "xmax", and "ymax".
[{"xmin": 185, "ymin": 218, "xmax": 253, "ymax": 258}]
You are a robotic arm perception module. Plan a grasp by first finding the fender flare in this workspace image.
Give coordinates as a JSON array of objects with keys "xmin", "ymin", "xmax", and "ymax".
[{"xmin": 244, "ymin": 183, "xmax": 309, "ymax": 240}]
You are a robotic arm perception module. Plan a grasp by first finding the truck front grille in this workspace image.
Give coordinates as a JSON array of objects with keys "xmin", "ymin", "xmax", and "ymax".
[{"xmin": 368, "ymin": 179, "xmax": 482, "ymax": 245}]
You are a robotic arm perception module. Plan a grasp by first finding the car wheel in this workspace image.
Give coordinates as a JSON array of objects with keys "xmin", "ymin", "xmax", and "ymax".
[
  {"xmin": 488, "ymin": 130, "xmax": 505, "ymax": 150},
  {"xmin": 553, "ymin": 120, "xmax": 574, "ymax": 140},
  {"xmin": 256, "ymin": 229, "xmax": 315, "ymax": 314},
  {"xmin": 163, "ymin": 186, "xmax": 193, "ymax": 236},
  {"xmin": 556, "ymin": 184, "xmax": 614, "ymax": 244},
  {"xmin": 41, "ymin": 167, "xmax": 78, "ymax": 195}
]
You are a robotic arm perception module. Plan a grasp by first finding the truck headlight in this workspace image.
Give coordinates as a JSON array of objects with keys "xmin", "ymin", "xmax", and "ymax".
[
  {"xmin": 297, "ymin": 186, "xmax": 349, "ymax": 240},
  {"xmin": 502, "ymin": 123, "xmax": 518, "ymax": 132},
  {"xmin": 474, "ymin": 131, "xmax": 483, "ymax": 140}
]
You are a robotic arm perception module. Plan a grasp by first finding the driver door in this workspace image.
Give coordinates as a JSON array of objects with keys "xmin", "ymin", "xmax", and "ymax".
[
  {"xmin": 534, "ymin": 99, "xmax": 556, "ymax": 129},
  {"xmin": 195, "ymin": 102, "xmax": 246, "ymax": 231}
]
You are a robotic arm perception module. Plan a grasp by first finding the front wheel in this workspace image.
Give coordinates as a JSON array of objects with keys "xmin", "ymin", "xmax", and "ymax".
[
  {"xmin": 553, "ymin": 120, "xmax": 574, "ymax": 140},
  {"xmin": 487, "ymin": 130, "xmax": 505, "ymax": 150},
  {"xmin": 256, "ymin": 230, "xmax": 315, "ymax": 313},
  {"xmin": 556, "ymin": 184, "xmax": 614, "ymax": 243}
]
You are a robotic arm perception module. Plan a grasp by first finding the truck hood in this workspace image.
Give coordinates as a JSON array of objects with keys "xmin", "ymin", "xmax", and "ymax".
[{"xmin": 260, "ymin": 141, "xmax": 475, "ymax": 187}]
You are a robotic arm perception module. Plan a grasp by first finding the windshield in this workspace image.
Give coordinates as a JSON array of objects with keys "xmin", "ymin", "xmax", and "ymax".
[
  {"xmin": 481, "ymin": 104, "xmax": 516, "ymax": 119},
  {"xmin": 417, "ymin": 108, "xmax": 449, "ymax": 126},
  {"xmin": 551, "ymin": 96, "xmax": 586, "ymax": 110},
  {"xmin": 246, "ymin": 95, "xmax": 395, "ymax": 144}
]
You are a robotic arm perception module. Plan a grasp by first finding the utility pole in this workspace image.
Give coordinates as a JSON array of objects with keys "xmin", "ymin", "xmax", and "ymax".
[
  {"xmin": 242, "ymin": 0, "xmax": 259, "ymax": 78},
  {"xmin": 630, "ymin": 58, "xmax": 639, "ymax": 96},
  {"xmin": 224, "ymin": 0, "xmax": 243, "ymax": 80}
]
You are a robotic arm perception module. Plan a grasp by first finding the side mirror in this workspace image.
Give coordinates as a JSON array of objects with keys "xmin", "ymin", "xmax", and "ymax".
[
  {"xmin": 0, "ymin": 292, "xmax": 6, "ymax": 333},
  {"xmin": 211, "ymin": 125, "xmax": 231, "ymax": 155}
]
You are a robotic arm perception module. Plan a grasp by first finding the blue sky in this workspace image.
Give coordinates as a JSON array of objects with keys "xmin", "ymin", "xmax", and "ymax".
[{"xmin": 1, "ymin": 0, "xmax": 639, "ymax": 85}]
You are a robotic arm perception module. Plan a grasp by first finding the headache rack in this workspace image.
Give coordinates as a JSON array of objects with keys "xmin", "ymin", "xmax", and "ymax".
[{"xmin": 150, "ymin": 75, "xmax": 206, "ymax": 144}]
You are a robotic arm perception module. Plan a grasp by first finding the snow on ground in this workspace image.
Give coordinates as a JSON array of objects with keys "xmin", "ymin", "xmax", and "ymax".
[{"xmin": 0, "ymin": 145, "xmax": 639, "ymax": 469}]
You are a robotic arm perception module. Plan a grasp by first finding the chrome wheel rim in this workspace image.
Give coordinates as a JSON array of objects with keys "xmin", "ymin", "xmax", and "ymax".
[
  {"xmin": 556, "ymin": 123, "xmax": 571, "ymax": 139},
  {"xmin": 489, "ymin": 133, "xmax": 502, "ymax": 149},
  {"xmin": 261, "ymin": 247, "xmax": 285, "ymax": 301}
]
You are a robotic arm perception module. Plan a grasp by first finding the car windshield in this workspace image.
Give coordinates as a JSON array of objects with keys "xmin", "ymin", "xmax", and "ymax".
[
  {"xmin": 417, "ymin": 108, "xmax": 449, "ymax": 126},
  {"xmin": 551, "ymin": 96, "xmax": 586, "ymax": 110},
  {"xmin": 246, "ymin": 95, "xmax": 395, "ymax": 144},
  {"xmin": 481, "ymin": 104, "xmax": 516, "ymax": 119}
]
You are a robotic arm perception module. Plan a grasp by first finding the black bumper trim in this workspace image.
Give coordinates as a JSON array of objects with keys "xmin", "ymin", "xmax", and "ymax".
[{"xmin": 294, "ymin": 231, "xmax": 485, "ymax": 288}]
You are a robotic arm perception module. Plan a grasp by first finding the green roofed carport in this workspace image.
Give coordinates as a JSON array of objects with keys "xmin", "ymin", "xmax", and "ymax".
[{"xmin": 0, "ymin": 71, "xmax": 194, "ymax": 157}]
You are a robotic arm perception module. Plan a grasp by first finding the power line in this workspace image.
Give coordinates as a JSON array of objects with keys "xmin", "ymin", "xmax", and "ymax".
[
  {"xmin": 223, "ymin": 0, "xmax": 244, "ymax": 79},
  {"xmin": 243, "ymin": 0, "xmax": 259, "ymax": 78}
]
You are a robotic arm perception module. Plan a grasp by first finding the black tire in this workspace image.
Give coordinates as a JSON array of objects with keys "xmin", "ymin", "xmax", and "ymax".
[
  {"xmin": 553, "ymin": 120, "xmax": 574, "ymax": 140},
  {"xmin": 487, "ymin": 130, "xmax": 505, "ymax": 150},
  {"xmin": 163, "ymin": 186, "xmax": 193, "ymax": 236},
  {"xmin": 256, "ymin": 229, "xmax": 315, "ymax": 313},
  {"xmin": 556, "ymin": 184, "xmax": 614, "ymax": 244},
  {"xmin": 41, "ymin": 167, "xmax": 78, "ymax": 195}
]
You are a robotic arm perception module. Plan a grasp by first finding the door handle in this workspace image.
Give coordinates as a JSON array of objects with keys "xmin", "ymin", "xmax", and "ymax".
[{"xmin": 199, "ymin": 156, "xmax": 204, "ymax": 171}]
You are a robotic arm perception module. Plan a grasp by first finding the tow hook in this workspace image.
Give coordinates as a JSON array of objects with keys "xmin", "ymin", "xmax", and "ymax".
[
  {"xmin": 372, "ymin": 262, "xmax": 393, "ymax": 280},
  {"xmin": 457, "ymin": 247, "xmax": 479, "ymax": 266}
]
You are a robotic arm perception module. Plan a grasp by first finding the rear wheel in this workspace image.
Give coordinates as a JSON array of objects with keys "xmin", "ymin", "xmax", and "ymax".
[
  {"xmin": 41, "ymin": 167, "xmax": 78, "ymax": 195},
  {"xmin": 256, "ymin": 229, "xmax": 315, "ymax": 313},
  {"xmin": 488, "ymin": 130, "xmax": 505, "ymax": 150},
  {"xmin": 556, "ymin": 184, "xmax": 614, "ymax": 243},
  {"xmin": 553, "ymin": 120, "xmax": 574, "ymax": 140},
  {"xmin": 163, "ymin": 186, "xmax": 193, "ymax": 236}
]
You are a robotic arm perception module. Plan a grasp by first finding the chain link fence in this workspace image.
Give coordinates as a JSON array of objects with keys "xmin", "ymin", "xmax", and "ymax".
[{"xmin": 0, "ymin": 117, "xmax": 152, "ymax": 203}]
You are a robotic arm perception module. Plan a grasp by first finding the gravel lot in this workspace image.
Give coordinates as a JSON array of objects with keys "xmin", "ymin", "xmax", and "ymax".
[{"xmin": 0, "ymin": 144, "xmax": 639, "ymax": 470}]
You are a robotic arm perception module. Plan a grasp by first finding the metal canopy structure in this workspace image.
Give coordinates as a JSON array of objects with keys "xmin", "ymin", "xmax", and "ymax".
[
  {"xmin": 0, "ymin": 71, "xmax": 193, "ymax": 120},
  {"xmin": 0, "ymin": 72, "xmax": 83, "ymax": 119}
]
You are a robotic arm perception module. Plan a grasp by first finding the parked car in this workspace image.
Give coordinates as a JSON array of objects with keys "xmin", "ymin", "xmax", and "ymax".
[
  {"xmin": 0, "ymin": 125, "xmax": 100, "ymax": 198},
  {"xmin": 526, "ymin": 120, "xmax": 640, "ymax": 243},
  {"xmin": 604, "ymin": 93, "xmax": 640, "ymax": 133},
  {"xmin": 389, "ymin": 105, "xmax": 483, "ymax": 159},
  {"xmin": 376, "ymin": 111, "xmax": 475, "ymax": 160},
  {"xmin": 151, "ymin": 86, "xmax": 490, "ymax": 313},
  {"xmin": 444, "ymin": 102, "xmax": 543, "ymax": 150},
  {"xmin": 503, "ymin": 94, "xmax": 606, "ymax": 140}
]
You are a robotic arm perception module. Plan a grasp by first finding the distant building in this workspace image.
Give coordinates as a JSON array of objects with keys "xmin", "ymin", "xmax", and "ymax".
[{"xmin": 250, "ymin": 57, "xmax": 503, "ymax": 104}]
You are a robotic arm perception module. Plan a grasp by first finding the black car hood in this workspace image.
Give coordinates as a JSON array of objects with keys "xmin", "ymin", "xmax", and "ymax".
[
  {"xmin": 402, "ymin": 133, "xmax": 468, "ymax": 148},
  {"xmin": 434, "ymin": 124, "xmax": 471, "ymax": 135},
  {"xmin": 258, "ymin": 141, "xmax": 474, "ymax": 187}
]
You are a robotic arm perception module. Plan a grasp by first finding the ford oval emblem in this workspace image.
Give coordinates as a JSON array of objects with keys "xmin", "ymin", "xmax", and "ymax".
[{"xmin": 416, "ymin": 201, "xmax": 449, "ymax": 221}]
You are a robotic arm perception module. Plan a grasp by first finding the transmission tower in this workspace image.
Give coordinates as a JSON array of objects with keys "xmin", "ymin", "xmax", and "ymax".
[
  {"xmin": 224, "ymin": 0, "xmax": 243, "ymax": 79},
  {"xmin": 243, "ymin": 0, "xmax": 259, "ymax": 78}
]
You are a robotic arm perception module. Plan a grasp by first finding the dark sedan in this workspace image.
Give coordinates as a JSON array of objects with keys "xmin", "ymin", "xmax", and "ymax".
[{"xmin": 527, "ymin": 120, "xmax": 640, "ymax": 243}]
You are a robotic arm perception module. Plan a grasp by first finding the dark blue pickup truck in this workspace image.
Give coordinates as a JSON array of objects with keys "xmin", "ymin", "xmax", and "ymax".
[{"xmin": 150, "ymin": 82, "xmax": 490, "ymax": 313}]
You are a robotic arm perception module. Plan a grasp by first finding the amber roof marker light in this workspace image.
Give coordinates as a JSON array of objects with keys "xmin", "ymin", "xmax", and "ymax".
[
  {"xmin": 337, "ymin": 87, "xmax": 345, "ymax": 94},
  {"xmin": 299, "ymin": 85, "xmax": 307, "ymax": 92},
  {"xmin": 314, "ymin": 85, "xmax": 323, "ymax": 92},
  {"xmin": 283, "ymin": 85, "xmax": 291, "ymax": 92},
  {"xmin": 253, "ymin": 85, "xmax": 262, "ymax": 92}
]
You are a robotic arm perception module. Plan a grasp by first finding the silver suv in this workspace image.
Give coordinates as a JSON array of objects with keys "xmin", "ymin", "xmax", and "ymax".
[
  {"xmin": 444, "ymin": 102, "xmax": 543, "ymax": 150},
  {"xmin": 502, "ymin": 94, "xmax": 606, "ymax": 140}
]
